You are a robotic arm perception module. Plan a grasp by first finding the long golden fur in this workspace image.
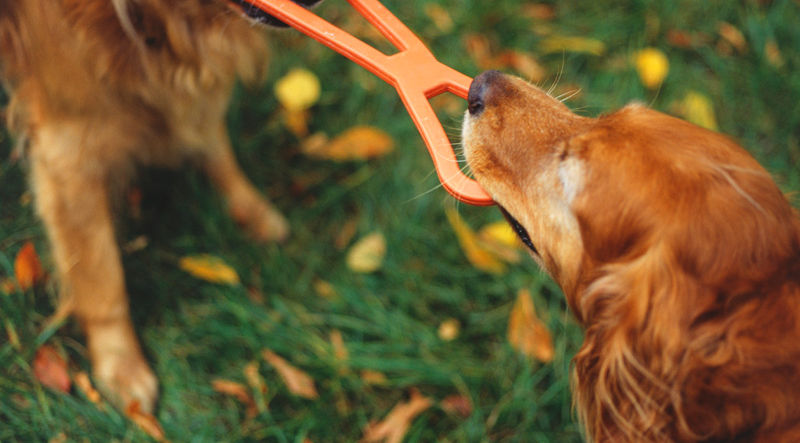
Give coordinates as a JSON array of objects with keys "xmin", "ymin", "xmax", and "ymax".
[
  {"xmin": 0, "ymin": 0, "xmax": 291, "ymax": 411},
  {"xmin": 463, "ymin": 70, "xmax": 800, "ymax": 442}
]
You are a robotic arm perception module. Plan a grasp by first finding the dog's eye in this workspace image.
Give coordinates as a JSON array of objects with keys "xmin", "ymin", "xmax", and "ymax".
[{"xmin": 499, "ymin": 207, "xmax": 538, "ymax": 255}]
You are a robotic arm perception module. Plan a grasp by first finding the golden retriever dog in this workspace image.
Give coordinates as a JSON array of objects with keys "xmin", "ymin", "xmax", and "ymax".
[
  {"xmin": 462, "ymin": 70, "xmax": 800, "ymax": 442},
  {"xmin": 0, "ymin": 0, "xmax": 320, "ymax": 412}
]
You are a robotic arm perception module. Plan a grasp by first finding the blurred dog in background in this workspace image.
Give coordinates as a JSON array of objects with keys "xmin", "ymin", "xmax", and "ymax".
[
  {"xmin": 463, "ymin": 70, "xmax": 800, "ymax": 442},
  {"xmin": 0, "ymin": 0, "xmax": 319, "ymax": 412}
]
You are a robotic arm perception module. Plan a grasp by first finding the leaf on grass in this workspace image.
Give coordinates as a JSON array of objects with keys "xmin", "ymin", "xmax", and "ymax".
[
  {"xmin": 313, "ymin": 279, "xmax": 338, "ymax": 299},
  {"xmin": 1, "ymin": 277, "xmax": 17, "ymax": 294},
  {"xmin": 346, "ymin": 232, "xmax": 387, "ymax": 274},
  {"xmin": 666, "ymin": 29, "xmax": 694, "ymax": 49},
  {"xmin": 463, "ymin": 34, "xmax": 493, "ymax": 69},
  {"xmin": 5, "ymin": 320, "xmax": 21, "ymax": 350},
  {"xmin": 126, "ymin": 400, "xmax": 167, "ymax": 442},
  {"xmin": 213, "ymin": 379, "xmax": 257, "ymax": 418},
  {"xmin": 15, "ymin": 241, "xmax": 45, "ymax": 290},
  {"xmin": 330, "ymin": 329, "xmax": 349, "ymax": 362},
  {"xmin": 335, "ymin": 216, "xmax": 360, "ymax": 250},
  {"xmin": 635, "ymin": 48, "xmax": 669, "ymax": 89},
  {"xmin": 285, "ymin": 109, "xmax": 312, "ymax": 138},
  {"xmin": 74, "ymin": 371, "xmax": 102, "ymax": 405},
  {"xmin": 440, "ymin": 394, "xmax": 472, "ymax": 418},
  {"xmin": 445, "ymin": 208, "xmax": 506, "ymax": 275},
  {"xmin": 362, "ymin": 389, "xmax": 432, "ymax": 443},
  {"xmin": 302, "ymin": 126, "xmax": 394, "ymax": 161},
  {"xmin": 178, "ymin": 254, "xmax": 240, "ymax": 285},
  {"xmin": 437, "ymin": 318, "xmax": 460, "ymax": 341},
  {"xmin": 522, "ymin": 4, "xmax": 556, "ymax": 21},
  {"xmin": 275, "ymin": 68, "xmax": 321, "ymax": 112},
  {"xmin": 494, "ymin": 51, "xmax": 547, "ymax": 83},
  {"xmin": 717, "ymin": 22, "xmax": 747, "ymax": 53},
  {"xmin": 680, "ymin": 91, "xmax": 718, "ymax": 131},
  {"xmin": 508, "ymin": 289, "xmax": 554, "ymax": 363},
  {"xmin": 478, "ymin": 221, "xmax": 521, "ymax": 264},
  {"xmin": 764, "ymin": 40, "xmax": 784, "ymax": 68},
  {"xmin": 360, "ymin": 370, "xmax": 387, "ymax": 386},
  {"xmin": 423, "ymin": 4, "xmax": 453, "ymax": 33},
  {"xmin": 33, "ymin": 345, "xmax": 71, "ymax": 393},
  {"xmin": 539, "ymin": 35, "xmax": 606, "ymax": 56},
  {"xmin": 262, "ymin": 349, "xmax": 318, "ymax": 399}
]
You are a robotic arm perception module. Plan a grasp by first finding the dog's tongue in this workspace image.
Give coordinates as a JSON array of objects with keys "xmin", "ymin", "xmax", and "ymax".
[{"xmin": 232, "ymin": 0, "xmax": 321, "ymax": 27}]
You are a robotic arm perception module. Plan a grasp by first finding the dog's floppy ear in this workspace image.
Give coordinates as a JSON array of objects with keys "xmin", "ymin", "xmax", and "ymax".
[
  {"xmin": 571, "ymin": 242, "xmax": 708, "ymax": 442},
  {"xmin": 232, "ymin": 0, "xmax": 323, "ymax": 28}
]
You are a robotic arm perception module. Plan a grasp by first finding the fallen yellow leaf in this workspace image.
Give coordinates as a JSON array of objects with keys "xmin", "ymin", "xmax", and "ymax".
[
  {"xmin": 275, "ymin": 68, "xmax": 321, "ymax": 112},
  {"xmin": 330, "ymin": 329, "xmax": 349, "ymax": 362},
  {"xmin": 361, "ymin": 389, "xmax": 432, "ymax": 443},
  {"xmin": 423, "ymin": 4, "xmax": 453, "ymax": 33},
  {"xmin": 635, "ymin": 47, "xmax": 669, "ymax": 89},
  {"xmin": 14, "ymin": 241, "xmax": 45, "ymax": 290},
  {"xmin": 302, "ymin": 126, "xmax": 394, "ymax": 161},
  {"xmin": 346, "ymin": 232, "xmax": 387, "ymax": 274},
  {"xmin": 360, "ymin": 370, "xmax": 388, "ymax": 386},
  {"xmin": 508, "ymin": 289, "xmax": 554, "ymax": 363},
  {"xmin": 680, "ymin": 91, "xmax": 718, "ymax": 131},
  {"xmin": 539, "ymin": 35, "xmax": 606, "ymax": 56},
  {"xmin": 285, "ymin": 109, "xmax": 311, "ymax": 138},
  {"xmin": 764, "ymin": 40, "xmax": 784, "ymax": 68},
  {"xmin": 313, "ymin": 279, "xmax": 337, "ymax": 298},
  {"xmin": 262, "ymin": 349, "xmax": 319, "ymax": 399},
  {"xmin": 212, "ymin": 378, "xmax": 257, "ymax": 418},
  {"xmin": 178, "ymin": 254, "xmax": 240, "ymax": 285},
  {"xmin": 437, "ymin": 318, "xmax": 460, "ymax": 341},
  {"xmin": 440, "ymin": 394, "xmax": 472, "ymax": 418},
  {"xmin": 445, "ymin": 208, "xmax": 506, "ymax": 275},
  {"xmin": 718, "ymin": 22, "xmax": 747, "ymax": 53},
  {"xmin": 126, "ymin": 400, "xmax": 167, "ymax": 442}
]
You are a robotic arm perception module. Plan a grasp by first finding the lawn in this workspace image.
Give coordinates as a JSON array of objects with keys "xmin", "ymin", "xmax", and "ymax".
[{"xmin": 1, "ymin": 0, "xmax": 798, "ymax": 441}]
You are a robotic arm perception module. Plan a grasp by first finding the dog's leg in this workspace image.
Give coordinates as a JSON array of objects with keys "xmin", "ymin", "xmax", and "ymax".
[
  {"xmin": 31, "ymin": 126, "xmax": 158, "ymax": 412},
  {"xmin": 203, "ymin": 131, "xmax": 289, "ymax": 242}
]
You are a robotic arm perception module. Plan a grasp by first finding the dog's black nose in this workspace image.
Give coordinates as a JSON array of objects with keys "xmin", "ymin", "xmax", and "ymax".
[{"xmin": 467, "ymin": 70, "xmax": 503, "ymax": 116}]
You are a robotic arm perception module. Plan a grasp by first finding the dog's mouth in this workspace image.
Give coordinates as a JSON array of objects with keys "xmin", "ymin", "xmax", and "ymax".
[
  {"xmin": 498, "ymin": 206, "xmax": 538, "ymax": 255},
  {"xmin": 232, "ymin": 0, "xmax": 323, "ymax": 27}
]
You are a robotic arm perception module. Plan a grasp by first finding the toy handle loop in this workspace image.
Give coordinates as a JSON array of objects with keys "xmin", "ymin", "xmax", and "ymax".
[{"xmin": 242, "ymin": 0, "xmax": 494, "ymax": 205}]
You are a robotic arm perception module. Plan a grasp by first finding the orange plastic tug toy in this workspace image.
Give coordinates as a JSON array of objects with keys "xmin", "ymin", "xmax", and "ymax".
[{"xmin": 235, "ymin": 0, "xmax": 494, "ymax": 205}]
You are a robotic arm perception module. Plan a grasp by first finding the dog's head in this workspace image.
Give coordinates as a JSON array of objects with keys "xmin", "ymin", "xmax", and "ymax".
[
  {"xmin": 462, "ymin": 70, "xmax": 798, "ymax": 312},
  {"xmin": 462, "ymin": 70, "xmax": 800, "ymax": 440}
]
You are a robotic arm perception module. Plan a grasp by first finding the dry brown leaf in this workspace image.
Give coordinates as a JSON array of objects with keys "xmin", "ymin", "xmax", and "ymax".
[
  {"xmin": 360, "ymin": 370, "xmax": 388, "ymax": 386},
  {"xmin": 445, "ymin": 208, "xmax": 506, "ymax": 275},
  {"xmin": 302, "ymin": 126, "xmax": 394, "ymax": 161},
  {"xmin": 423, "ymin": 4, "xmax": 453, "ymax": 33},
  {"xmin": 334, "ymin": 216, "xmax": 360, "ymax": 250},
  {"xmin": 213, "ymin": 379, "xmax": 257, "ymax": 418},
  {"xmin": 74, "ymin": 371, "xmax": 102, "ymax": 405},
  {"xmin": 494, "ymin": 51, "xmax": 547, "ymax": 83},
  {"xmin": 522, "ymin": 4, "xmax": 556, "ymax": 21},
  {"xmin": 361, "ymin": 390, "xmax": 433, "ymax": 443},
  {"xmin": 262, "ymin": 350, "xmax": 319, "ymax": 399},
  {"xmin": 666, "ymin": 29, "xmax": 694, "ymax": 48},
  {"xmin": 440, "ymin": 394, "xmax": 472, "ymax": 418},
  {"xmin": 508, "ymin": 289, "xmax": 554, "ymax": 363},
  {"xmin": 437, "ymin": 318, "xmax": 460, "ymax": 341},
  {"xmin": 313, "ymin": 279, "xmax": 337, "ymax": 299},
  {"xmin": 178, "ymin": 254, "xmax": 240, "ymax": 285},
  {"xmin": 764, "ymin": 40, "xmax": 784, "ymax": 68},
  {"xmin": 244, "ymin": 361, "xmax": 267, "ymax": 394},
  {"xmin": 285, "ymin": 109, "xmax": 311, "ymax": 138},
  {"xmin": 48, "ymin": 433, "xmax": 67, "ymax": 443},
  {"xmin": 718, "ymin": 22, "xmax": 747, "ymax": 53},
  {"xmin": 346, "ymin": 232, "xmax": 387, "ymax": 274},
  {"xmin": 33, "ymin": 345, "xmax": 71, "ymax": 393},
  {"xmin": 1, "ymin": 277, "xmax": 17, "ymax": 294},
  {"xmin": 330, "ymin": 329, "xmax": 349, "ymax": 362},
  {"xmin": 126, "ymin": 400, "xmax": 167, "ymax": 442},
  {"xmin": 463, "ymin": 34, "xmax": 493, "ymax": 69},
  {"xmin": 14, "ymin": 241, "xmax": 45, "ymax": 290}
]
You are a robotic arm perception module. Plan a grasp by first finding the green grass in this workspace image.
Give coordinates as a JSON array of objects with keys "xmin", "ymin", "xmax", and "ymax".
[{"xmin": 1, "ymin": 0, "xmax": 798, "ymax": 441}]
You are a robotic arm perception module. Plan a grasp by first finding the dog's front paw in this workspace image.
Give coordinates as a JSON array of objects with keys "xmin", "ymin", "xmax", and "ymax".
[
  {"xmin": 230, "ymin": 193, "xmax": 290, "ymax": 243},
  {"xmin": 87, "ymin": 322, "xmax": 159, "ymax": 413}
]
